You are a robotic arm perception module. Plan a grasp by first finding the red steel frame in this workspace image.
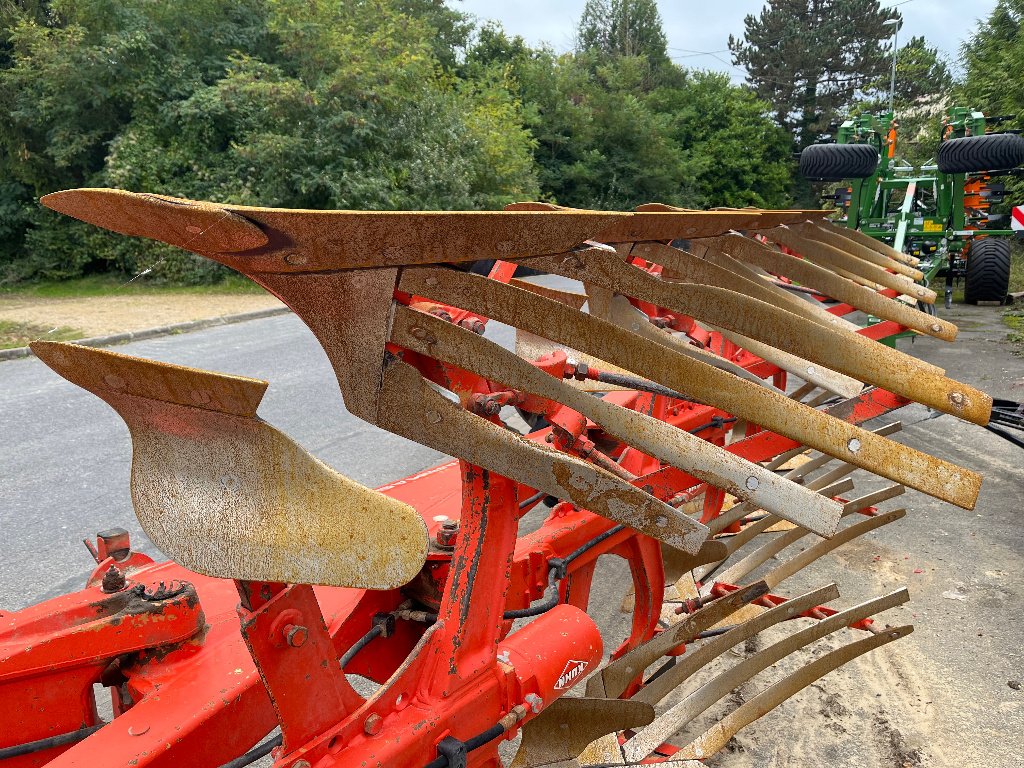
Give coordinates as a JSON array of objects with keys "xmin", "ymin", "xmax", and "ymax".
[{"xmin": 0, "ymin": 257, "xmax": 915, "ymax": 768}]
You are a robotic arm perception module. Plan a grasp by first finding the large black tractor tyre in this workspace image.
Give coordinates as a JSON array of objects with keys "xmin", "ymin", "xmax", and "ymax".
[
  {"xmin": 799, "ymin": 143, "xmax": 879, "ymax": 181},
  {"xmin": 964, "ymin": 238, "xmax": 1012, "ymax": 304},
  {"xmin": 937, "ymin": 133, "xmax": 1024, "ymax": 174}
]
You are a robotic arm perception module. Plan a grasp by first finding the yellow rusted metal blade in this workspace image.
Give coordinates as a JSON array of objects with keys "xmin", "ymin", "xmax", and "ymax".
[
  {"xmin": 508, "ymin": 278, "xmax": 589, "ymax": 310},
  {"xmin": 391, "ymin": 305, "xmax": 844, "ymax": 536},
  {"xmin": 582, "ymin": 286, "xmax": 778, "ymax": 389},
  {"xmin": 697, "ymin": 233, "xmax": 956, "ymax": 343},
  {"xmin": 622, "ymin": 590, "xmax": 911, "ymax": 762},
  {"xmin": 585, "ymin": 581, "xmax": 770, "ymax": 700},
  {"xmin": 821, "ymin": 221, "xmax": 922, "ymax": 266},
  {"xmin": 632, "ymin": 583, "xmax": 840, "ymax": 708},
  {"xmin": 656, "ymin": 240, "xmax": 865, "ymax": 335},
  {"xmin": 503, "ymin": 201, "xmax": 778, "ymax": 241},
  {"xmin": 514, "ymin": 329, "xmax": 631, "ymax": 392},
  {"xmin": 662, "ymin": 540, "xmax": 730, "ymax": 585},
  {"xmin": 756, "ymin": 508, "xmax": 906, "ymax": 591},
  {"xmin": 761, "ymin": 225, "xmax": 936, "ymax": 303},
  {"xmin": 516, "ymin": 248, "xmax": 988, "ymax": 422},
  {"xmin": 633, "ymin": 202, "xmax": 833, "ymax": 227},
  {"xmin": 669, "ymin": 624, "xmax": 913, "ymax": 761},
  {"xmin": 509, "ymin": 698, "xmax": 654, "ymax": 768},
  {"xmin": 40, "ymin": 188, "xmax": 626, "ymax": 270},
  {"xmin": 713, "ymin": 490, "xmax": 898, "ymax": 587},
  {"xmin": 375, "ymin": 358, "xmax": 709, "ymax": 553},
  {"xmin": 710, "ymin": 327, "xmax": 864, "ymax": 399},
  {"xmin": 636, "ymin": 240, "xmax": 858, "ymax": 332},
  {"xmin": 30, "ymin": 341, "xmax": 429, "ymax": 589},
  {"xmin": 696, "ymin": 478, "xmax": 855, "ymax": 585},
  {"xmin": 401, "ymin": 268, "xmax": 983, "ymax": 509},
  {"xmin": 797, "ymin": 222, "xmax": 924, "ymax": 279}
]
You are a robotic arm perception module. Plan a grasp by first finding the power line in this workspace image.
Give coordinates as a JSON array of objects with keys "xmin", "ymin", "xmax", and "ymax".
[{"xmin": 669, "ymin": 0, "xmax": 918, "ymax": 88}]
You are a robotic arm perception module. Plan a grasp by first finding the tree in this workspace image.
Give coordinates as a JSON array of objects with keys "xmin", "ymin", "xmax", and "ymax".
[
  {"xmin": 885, "ymin": 36, "xmax": 952, "ymax": 107},
  {"xmin": 729, "ymin": 0, "xmax": 899, "ymax": 148},
  {"xmin": 577, "ymin": 0, "xmax": 670, "ymax": 66},
  {"xmin": 844, "ymin": 36, "xmax": 954, "ymax": 167},
  {"xmin": 649, "ymin": 71, "xmax": 794, "ymax": 208},
  {"xmin": 960, "ymin": 0, "xmax": 1024, "ymax": 119},
  {"xmin": 959, "ymin": 0, "xmax": 1024, "ymax": 207},
  {"xmin": 0, "ymin": 0, "xmax": 539, "ymax": 283}
]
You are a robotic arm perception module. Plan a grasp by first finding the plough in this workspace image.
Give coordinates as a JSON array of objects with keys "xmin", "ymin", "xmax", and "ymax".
[{"xmin": 0, "ymin": 188, "xmax": 991, "ymax": 767}]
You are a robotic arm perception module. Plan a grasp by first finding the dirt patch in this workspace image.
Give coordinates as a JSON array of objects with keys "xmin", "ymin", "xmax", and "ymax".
[
  {"xmin": 0, "ymin": 292, "xmax": 283, "ymax": 340},
  {"xmin": 0, "ymin": 320, "xmax": 81, "ymax": 349}
]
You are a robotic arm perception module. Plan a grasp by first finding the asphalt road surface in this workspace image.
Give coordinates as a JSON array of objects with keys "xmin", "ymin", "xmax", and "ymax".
[
  {"xmin": 1, "ymin": 313, "xmax": 512, "ymax": 609},
  {"xmin": 1, "ymin": 301, "xmax": 1021, "ymax": 765}
]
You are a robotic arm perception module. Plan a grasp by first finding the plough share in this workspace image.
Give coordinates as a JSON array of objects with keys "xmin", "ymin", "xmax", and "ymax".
[{"xmin": 0, "ymin": 189, "xmax": 989, "ymax": 768}]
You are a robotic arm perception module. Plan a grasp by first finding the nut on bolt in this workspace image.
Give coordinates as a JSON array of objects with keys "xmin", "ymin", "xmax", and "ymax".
[
  {"xmin": 101, "ymin": 565, "xmax": 126, "ymax": 593},
  {"xmin": 436, "ymin": 519, "xmax": 459, "ymax": 550},
  {"xmin": 284, "ymin": 624, "xmax": 308, "ymax": 648}
]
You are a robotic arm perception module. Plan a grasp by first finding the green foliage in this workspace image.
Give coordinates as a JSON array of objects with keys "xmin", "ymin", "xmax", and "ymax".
[
  {"xmin": 1, "ymin": 0, "xmax": 794, "ymax": 284},
  {"xmin": 846, "ymin": 36, "xmax": 954, "ymax": 167},
  {"xmin": 577, "ymin": 0, "xmax": 670, "ymax": 66},
  {"xmin": 960, "ymin": 0, "xmax": 1024, "ymax": 119},
  {"xmin": 885, "ymin": 36, "xmax": 953, "ymax": 107},
  {"xmin": 730, "ymin": 0, "xmax": 900, "ymax": 149},
  {"xmin": 960, "ymin": 0, "xmax": 1024, "ymax": 214}
]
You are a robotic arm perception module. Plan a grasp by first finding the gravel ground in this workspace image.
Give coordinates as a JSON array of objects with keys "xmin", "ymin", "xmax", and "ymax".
[{"xmin": 0, "ymin": 291, "xmax": 282, "ymax": 338}]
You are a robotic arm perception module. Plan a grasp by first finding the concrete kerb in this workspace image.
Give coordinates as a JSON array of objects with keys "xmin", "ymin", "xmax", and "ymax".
[{"xmin": 0, "ymin": 306, "xmax": 291, "ymax": 362}]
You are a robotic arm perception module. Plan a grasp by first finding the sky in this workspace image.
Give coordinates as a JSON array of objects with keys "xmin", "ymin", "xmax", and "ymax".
[{"xmin": 454, "ymin": 1, "xmax": 999, "ymax": 82}]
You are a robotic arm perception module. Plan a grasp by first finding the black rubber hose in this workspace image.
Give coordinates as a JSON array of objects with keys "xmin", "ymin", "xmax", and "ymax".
[
  {"xmin": 217, "ymin": 733, "xmax": 283, "ymax": 768},
  {"xmin": 422, "ymin": 722, "xmax": 508, "ymax": 768},
  {"xmin": 0, "ymin": 724, "xmax": 104, "ymax": 760},
  {"xmin": 340, "ymin": 623, "xmax": 386, "ymax": 669}
]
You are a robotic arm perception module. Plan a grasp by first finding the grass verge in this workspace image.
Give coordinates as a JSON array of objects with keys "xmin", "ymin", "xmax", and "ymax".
[
  {"xmin": 0, "ymin": 320, "xmax": 81, "ymax": 350},
  {"xmin": 0, "ymin": 273, "xmax": 263, "ymax": 298},
  {"xmin": 1002, "ymin": 247, "xmax": 1024, "ymax": 356}
]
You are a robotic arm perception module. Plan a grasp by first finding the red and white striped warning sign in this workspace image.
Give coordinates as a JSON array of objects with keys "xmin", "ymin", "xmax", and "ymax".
[{"xmin": 1012, "ymin": 205, "xmax": 1024, "ymax": 231}]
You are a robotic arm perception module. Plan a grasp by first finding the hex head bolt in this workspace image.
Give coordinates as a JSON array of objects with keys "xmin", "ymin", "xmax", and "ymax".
[
  {"xmin": 284, "ymin": 624, "xmax": 308, "ymax": 648},
  {"xmin": 436, "ymin": 519, "xmax": 459, "ymax": 550}
]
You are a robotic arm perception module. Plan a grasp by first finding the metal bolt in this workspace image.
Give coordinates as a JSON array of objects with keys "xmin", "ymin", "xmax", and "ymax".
[
  {"xmin": 364, "ymin": 713, "xmax": 383, "ymax": 736},
  {"xmin": 436, "ymin": 520, "xmax": 459, "ymax": 549},
  {"xmin": 745, "ymin": 476, "xmax": 760, "ymax": 491},
  {"xmin": 101, "ymin": 565, "xmax": 126, "ymax": 593},
  {"xmin": 103, "ymin": 374, "xmax": 126, "ymax": 391},
  {"xmin": 949, "ymin": 392, "xmax": 964, "ymax": 405},
  {"xmin": 426, "ymin": 410, "xmax": 442, "ymax": 424},
  {"xmin": 425, "ymin": 276, "xmax": 439, "ymax": 287},
  {"xmin": 806, "ymin": 366, "xmax": 816, "ymax": 376},
  {"xmin": 410, "ymin": 326, "xmax": 435, "ymax": 343},
  {"xmin": 930, "ymin": 323, "xmax": 943, "ymax": 333},
  {"xmin": 283, "ymin": 252, "xmax": 308, "ymax": 265},
  {"xmin": 284, "ymin": 624, "xmax": 308, "ymax": 648},
  {"xmin": 847, "ymin": 438, "xmax": 862, "ymax": 453}
]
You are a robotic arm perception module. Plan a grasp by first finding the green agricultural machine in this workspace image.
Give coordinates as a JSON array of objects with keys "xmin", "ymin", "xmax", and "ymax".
[{"xmin": 800, "ymin": 107, "xmax": 1024, "ymax": 308}]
